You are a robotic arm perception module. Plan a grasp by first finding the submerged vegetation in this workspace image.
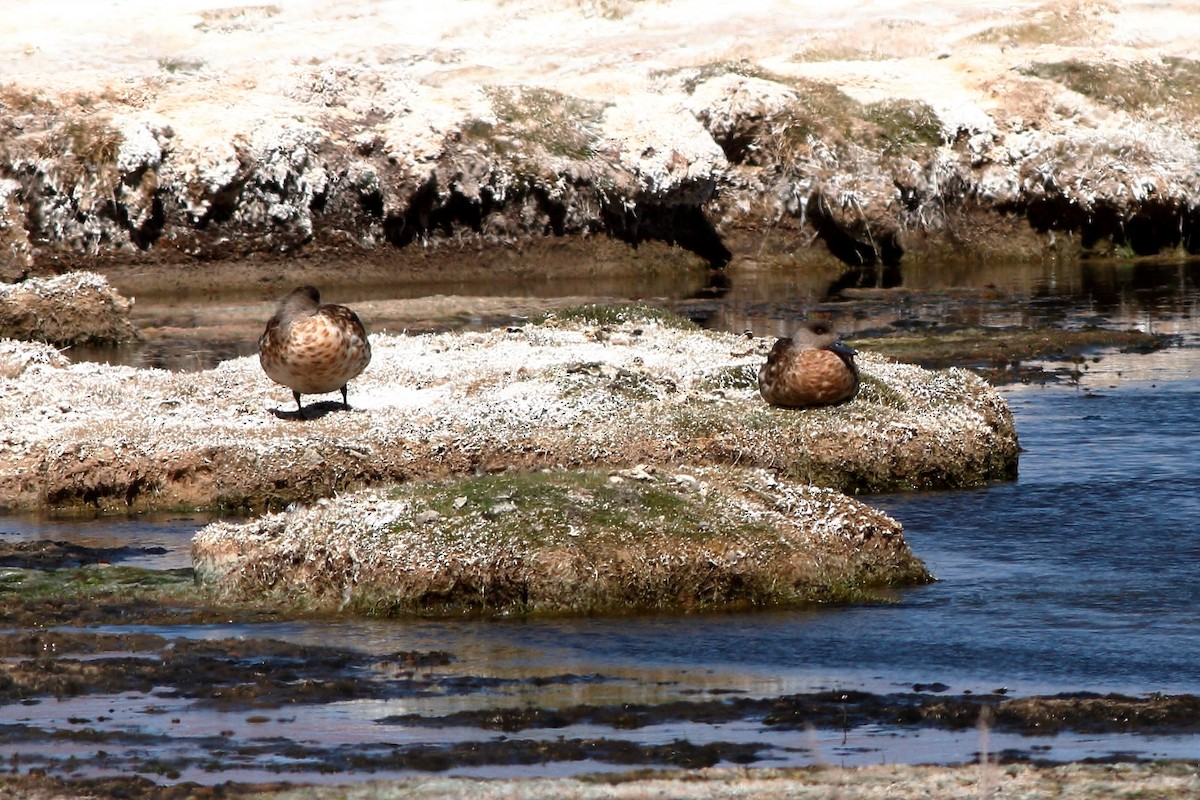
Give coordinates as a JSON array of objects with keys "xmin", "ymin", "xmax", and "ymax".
[{"xmin": 858, "ymin": 325, "xmax": 1170, "ymax": 384}]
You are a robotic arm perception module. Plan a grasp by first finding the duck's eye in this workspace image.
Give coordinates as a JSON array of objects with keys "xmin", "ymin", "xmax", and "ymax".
[{"xmin": 811, "ymin": 323, "xmax": 830, "ymax": 334}]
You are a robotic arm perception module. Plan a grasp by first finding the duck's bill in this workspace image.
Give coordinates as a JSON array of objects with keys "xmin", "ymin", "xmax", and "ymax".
[{"xmin": 830, "ymin": 341, "xmax": 858, "ymax": 357}]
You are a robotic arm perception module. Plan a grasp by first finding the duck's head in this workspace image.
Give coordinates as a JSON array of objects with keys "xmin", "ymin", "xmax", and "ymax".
[{"xmin": 792, "ymin": 319, "xmax": 855, "ymax": 358}]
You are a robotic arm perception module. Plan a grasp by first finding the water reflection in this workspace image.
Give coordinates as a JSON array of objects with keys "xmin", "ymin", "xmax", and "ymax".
[
  {"xmin": 62, "ymin": 257, "xmax": 1200, "ymax": 372},
  {"xmin": 700, "ymin": 257, "xmax": 1200, "ymax": 338}
]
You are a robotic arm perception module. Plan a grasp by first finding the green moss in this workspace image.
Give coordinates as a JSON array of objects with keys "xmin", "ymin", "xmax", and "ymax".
[
  {"xmin": 766, "ymin": 80, "xmax": 865, "ymax": 150},
  {"xmin": 863, "ymin": 98, "xmax": 943, "ymax": 156},
  {"xmin": 341, "ymin": 468, "xmax": 902, "ymax": 616},
  {"xmin": 855, "ymin": 374, "xmax": 911, "ymax": 410},
  {"xmin": 0, "ymin": 565, "xmax": 194, "ymax": 605},
  {"xmin": 656, "ymin": 64, "xmax": 943, "ymax": 161},
  {"xmin": 389, "ymin": 470, "xmax": 761, "ymax": 548},
  {"xmin": 755, "ymin": 82, "xmax": 941, "ymax": 161}
]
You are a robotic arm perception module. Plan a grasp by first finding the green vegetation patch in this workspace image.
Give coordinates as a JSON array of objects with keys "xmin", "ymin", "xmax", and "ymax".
[
  {"xmin": 671, "ymin": 60, "xmax": 780, "ymax": 95},
  {"xmin": 473, "ymin": 85, "xmax": 609, "ymax": 161},
  {"xmin": 1019, "ymin": 57, "xmax": 1200, "ymax": 119},
  {"xmin": 757, "ymin": 80, "xmax": 944, "ymax": 160},
  {"xmin": 972, "ymin": 3, "xmax": 1114, "ymax": 48},
  {"xmin": 863, "ymin": 99, "xmax": 943, "ymax": 155},
  {"xmin": 611, "ymin": 60, "xmax": 946, "ymax": 161},
  {"xmin": 0, "ymin": 560, "xmax": 305, "ymax": 628},
  {"xmin": 0, "ymin": 565, "xmax": 195, "ymax": 627},
  {"xmin": 397, "ymin": 470, "xmax": 748, "ymax": 548}
]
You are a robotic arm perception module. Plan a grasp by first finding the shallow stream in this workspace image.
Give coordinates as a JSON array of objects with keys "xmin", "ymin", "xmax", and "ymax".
[{"xmin": 2, "ymin": 256, "xmax": 1199, "ymax": 782}]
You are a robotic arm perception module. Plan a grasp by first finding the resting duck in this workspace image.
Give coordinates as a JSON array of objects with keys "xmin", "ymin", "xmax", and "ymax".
[
  {"xmin": 259, "ymin": 285, "xmax": 371, "ymax": 416},
  {"xmin": 758, "ymin": 320, "xmax": 859, "ymax": 408}
]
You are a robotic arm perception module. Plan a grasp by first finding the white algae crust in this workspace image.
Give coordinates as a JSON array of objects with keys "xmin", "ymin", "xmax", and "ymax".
[
  {"xmin": 221, "ymin": 762, "xmax": 1200, "ymax": 800},
  {"xmin": 0, "ymin": 308, "xmax": 1017, "ymax": 514}
]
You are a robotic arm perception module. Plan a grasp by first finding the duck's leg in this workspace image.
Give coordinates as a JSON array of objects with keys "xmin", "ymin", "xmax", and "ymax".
[
  {"xmin": 293, "ymin": 390, "xmax": 304, "ymax": 416},
  {"xmin": 340, "ymin": 384, "xmax": 350, "ymax": 409}
]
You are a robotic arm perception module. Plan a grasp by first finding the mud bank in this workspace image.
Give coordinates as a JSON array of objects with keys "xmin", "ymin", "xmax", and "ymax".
[
  {"xmin": 0, "ymin": 308, "xmax": 1018, "ymax": 514},
  {"xmin": 3, "ymin": 1, "xmax": 1200, "ymax": 286},
  {"xmin": 1, "ymin": 581, "xmax": 1199, "ymax": 796}
]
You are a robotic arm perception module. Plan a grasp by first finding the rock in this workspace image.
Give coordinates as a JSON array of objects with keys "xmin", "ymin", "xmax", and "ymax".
[{"xmin": 673, "ymin": 474, "xmax": 699, "ymax": 492}]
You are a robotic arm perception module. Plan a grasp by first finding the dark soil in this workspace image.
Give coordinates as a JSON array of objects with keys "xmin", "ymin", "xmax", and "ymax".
[{"xmin": 382, "ymin": 689, "xmax": 1200, "ymax": 737}]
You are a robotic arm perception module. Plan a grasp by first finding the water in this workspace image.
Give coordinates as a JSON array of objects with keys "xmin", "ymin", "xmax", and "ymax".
[
  {"xmin": 4, "ymin": 256, "xmax": 1200, "ymax": 778},
  {"xmin": 871, "ymin": 379, "xmax": 1200, "ymax": 696}
]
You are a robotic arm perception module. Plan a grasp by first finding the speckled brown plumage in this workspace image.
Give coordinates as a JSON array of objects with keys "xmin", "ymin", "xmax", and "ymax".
[
  {"xmin": 758, "ymin": 320, "xmax": 859, "ymax": 408},
  {"xmin": 259, "ymin": 285, "xmax": 371, "ymax": 415}
]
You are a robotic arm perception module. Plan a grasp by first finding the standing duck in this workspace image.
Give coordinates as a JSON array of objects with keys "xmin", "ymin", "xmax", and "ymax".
[
  {"xmin": 758, "ymin": 320, "xmax": 859, "ymax": 408},
  {"xmin": 259, "ymin": 285, "xmax": 371, "ymax": 416}
]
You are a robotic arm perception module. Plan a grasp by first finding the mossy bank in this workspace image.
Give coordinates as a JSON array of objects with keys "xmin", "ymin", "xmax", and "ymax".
[
  {"xmin": 192, "ymin": 466, "xmax": 931, "ymax": 616},
  {"xmin": 3, "ymin": 1, "xmax": 1200, "ymax": 292}
]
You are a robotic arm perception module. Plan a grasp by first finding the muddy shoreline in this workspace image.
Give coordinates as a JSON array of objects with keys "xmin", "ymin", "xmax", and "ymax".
[{"xmin": 2, "ymin": 540, "xmax": 1199, "ymax": 797}]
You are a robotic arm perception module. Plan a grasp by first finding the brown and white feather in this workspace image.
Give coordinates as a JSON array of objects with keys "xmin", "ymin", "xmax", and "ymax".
[
  {"xmin": 259, "ymin": 286, "xmax": 371, "ymax": 408},
  {"xmin": 758, "ymin": 321, "xmax": 859, "ymax": 408}
]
